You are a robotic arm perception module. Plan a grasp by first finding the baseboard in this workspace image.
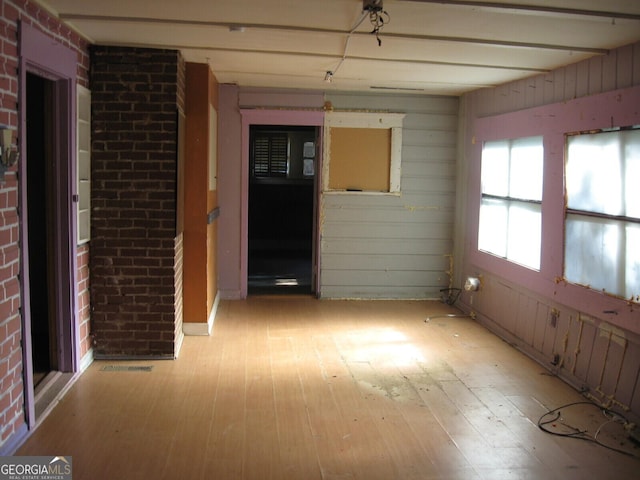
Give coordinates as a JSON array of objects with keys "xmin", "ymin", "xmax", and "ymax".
[
  {"xmin": 0, "ymin": 424, "xmax": 29, "ymax": 456},
  {"xmin": 174, "ymin": 329, "xmax": 184, "ymax": 358},
  {"xmin": 182, "ymin": 292, "xmax": 220, "ymax": 336},
  {"xmin": 79, "ymin": 348, "xmax": 94, "ymax": 372},
  {"xmin": 93, "ymin": 354, "xmax": 175, "ymax": 361}
]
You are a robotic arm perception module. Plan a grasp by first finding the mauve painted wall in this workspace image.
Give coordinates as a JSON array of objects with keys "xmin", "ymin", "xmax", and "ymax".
[
  {"xmin": 216, "ymin": 86, "xmax": 324, "ymax": 299},
  {"xmin": 455, "ymin": 42, "xmax": 640, "ymax": 422},
  {"xmin": 217, "ymin": 84, "xmax": 243, "ymax": 299}
]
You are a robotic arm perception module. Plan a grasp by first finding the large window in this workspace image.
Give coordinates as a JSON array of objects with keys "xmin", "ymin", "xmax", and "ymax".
[
  {"xmin": 565, "ymin": 128, "xmax": 640, "ymax": 301},
  {"xmin": 478, "ymin": 136, "xmax": 543, "ymax": 270}
]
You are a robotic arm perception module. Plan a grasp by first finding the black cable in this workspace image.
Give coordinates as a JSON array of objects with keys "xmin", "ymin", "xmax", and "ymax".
[
  {"xmin": 369, "ymin": 10, "xmax": 390, "ymax": 46},
  {"xmin": 439, "ymin": 287, "xmax": 461, "ymax": 305},
  {"xmin": 537, "ymin": 400, "xmax": 640, "ymax": 459}
]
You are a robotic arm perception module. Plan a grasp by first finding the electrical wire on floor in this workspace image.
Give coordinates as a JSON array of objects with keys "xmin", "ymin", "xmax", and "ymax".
[
  {"xmin": 424, "ymin": 313, "xmax": 472, "ymax": 323},
  {"xmin": 424, "ymin": 288, "xmax": 470, "ymax": 322},
  {"xmin": 537, "ymin": 400, "xmax": 640, "ymax": 459}
]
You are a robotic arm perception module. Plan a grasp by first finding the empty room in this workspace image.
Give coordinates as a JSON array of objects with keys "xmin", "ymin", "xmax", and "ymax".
[{"xmin": 1, "ymin": 1, "xmax": 640, "ymax": 479}]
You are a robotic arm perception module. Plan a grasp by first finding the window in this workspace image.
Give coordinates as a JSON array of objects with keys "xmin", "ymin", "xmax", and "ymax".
[
  {"xmin": 565, "ymin": 128, "xmax": 640, "ymax": 301},
  {"xmin": 251, "ymin": 132, "xmax": 289, "ymax": 177},
  {"xmin": 76, "ymin": 85, "xmax": 91, "ymax": 244},
  {"xmin": 478, "ymin": 136, "xmax": 543, "ymax": 270},
  {"xmin": 323, "ymin": 112, "xmax": 404, "ymax": 193}
]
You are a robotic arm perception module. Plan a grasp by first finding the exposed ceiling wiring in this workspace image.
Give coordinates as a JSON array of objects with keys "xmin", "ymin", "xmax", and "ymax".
[
  {"xmin": 325, "ymin": 2, "xmax": 392, "ymax": 82},
  {"xmin": 368, "ymin": 7, "xmax": 390, "ymax": 46},
  {"xmin": 325, "ymin": 10, "xmax": 368, "ymax": 82}
]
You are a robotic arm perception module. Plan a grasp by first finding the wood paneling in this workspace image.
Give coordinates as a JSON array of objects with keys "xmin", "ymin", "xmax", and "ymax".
[
  {"xmin": 184, "ymin": 63, "xmax": 219, "ymax": 328},
  {"xmin": 457, "ymin": 41, "xmax": 640, "ymax": 423},
  {"xmin": 322, "ymin": 93, "xmax": 459, "ymax": 299}
]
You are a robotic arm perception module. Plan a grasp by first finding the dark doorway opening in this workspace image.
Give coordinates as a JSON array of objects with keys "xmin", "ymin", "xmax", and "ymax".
[
  {"xmin": 248, "ymin": 125, "xmax": 317, "ymax": 295},
  {"xmin": 26, "ymin": 73, "xmax": 57, "ymax": 387}
]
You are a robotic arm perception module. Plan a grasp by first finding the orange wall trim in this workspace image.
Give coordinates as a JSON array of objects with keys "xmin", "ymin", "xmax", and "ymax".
[{"xmin": 183, "ymin": 63, "xmax": 219, "ymax": 331}]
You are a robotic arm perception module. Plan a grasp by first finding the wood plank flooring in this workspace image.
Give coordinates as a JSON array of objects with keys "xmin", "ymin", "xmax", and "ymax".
[{"xmin": 17, "ymin": 297, "xmax": 640, "ymax": 479}]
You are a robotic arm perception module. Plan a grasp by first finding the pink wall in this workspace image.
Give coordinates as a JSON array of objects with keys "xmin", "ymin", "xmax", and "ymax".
[
  {"xmin": 216, "ymin": 86, "xmax": 324, "ymax": 299},
  {"xmin": 0, "ymin": 0, "xmax": 90, "ymax": 453},
  {"xmin": 465, "ymin": 86, "xmax": 640, "ymax": 333},
  {"xmin": 456, "ymin": 42, "xmax": 640, "ymax": 422},
  {"xmin": 216, "ymin": 84, "xmax": 243, "ymax": 299}
]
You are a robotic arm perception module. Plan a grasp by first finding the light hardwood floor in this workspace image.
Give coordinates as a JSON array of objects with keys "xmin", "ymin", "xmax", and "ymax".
[{"xmin": 17, "ymin": 297, "xmax": 640, "ymax": 479}]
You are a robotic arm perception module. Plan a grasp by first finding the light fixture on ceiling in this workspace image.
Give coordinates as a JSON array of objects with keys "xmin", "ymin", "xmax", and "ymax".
[
  {"xmin": 363, "ymin": 0, "xmax": 390, "ymax": 46},
  {"xmin": 324, "ymin": 71, "xmax": 333, "ymax": 83}
]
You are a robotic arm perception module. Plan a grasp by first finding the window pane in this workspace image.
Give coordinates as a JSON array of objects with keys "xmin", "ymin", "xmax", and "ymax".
[
  {"xmin": 478, "ymin": 198, "xmax": 507, "ymax": 257},
  {"xmin": 479, "ymin": 136, "xmax": 543, "ymax": 270},
  {"xmin": 624, "ymin": 130, "xmax": 640, "ymax": 219},
  {"xmin": 509, "ymin": 136, "xmax": 543, "ymax": 201},
  {"xmin": 566, "ymin": 132, "xmax": 623, "ymax": 216},
  {"xmin": 626, "ymin": 222, "xmax": 640, "ymax": 300},
  {"xmin": 565, "ymin": 214, "xmax": 623, "ymax": 295},
  {"xmin": 481, "ymin": 140, "xmax": 509, "ymax": 196},
  {"xmin": 507, "ymin": 202, "xmax": 541, "ymax": 270}
]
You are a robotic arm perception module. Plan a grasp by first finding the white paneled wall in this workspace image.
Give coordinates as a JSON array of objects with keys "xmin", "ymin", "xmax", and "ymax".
[{"xmin": 322, "ymin": 93, "xmax": 458, "ymax": 298}]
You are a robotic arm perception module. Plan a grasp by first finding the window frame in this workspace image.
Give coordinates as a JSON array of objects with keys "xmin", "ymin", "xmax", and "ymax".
[
  {"xmin": 466, "ymin": 86, "xmax": 640, "ymax": 333},
  {"xmin": 323, "ymin": 111, "xmax": 404, "ymax": 194},
  {"xmin": 564, "ymin": 127, "xmax": 640, "ymax": 302}
]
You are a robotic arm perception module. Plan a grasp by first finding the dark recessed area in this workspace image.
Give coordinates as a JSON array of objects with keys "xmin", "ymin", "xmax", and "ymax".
[{"xmin": 248, "ymin": 125, "xmax": 317, "ymax": 295}]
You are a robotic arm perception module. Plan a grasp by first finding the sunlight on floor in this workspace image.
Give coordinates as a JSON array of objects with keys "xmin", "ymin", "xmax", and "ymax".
[{"xmin": 341, "ymin": 328, "xmax": 426, "ymax": 366}]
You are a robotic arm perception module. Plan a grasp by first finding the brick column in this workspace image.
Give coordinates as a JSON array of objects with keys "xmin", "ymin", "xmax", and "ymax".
[{"xmin": 90, "ymin": 46, "xmax": 184, "ymax": 358}]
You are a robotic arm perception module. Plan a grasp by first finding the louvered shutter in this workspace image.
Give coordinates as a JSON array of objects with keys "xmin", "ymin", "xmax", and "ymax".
[{"xmin": 252, "ymin": 133, "xmax": 288, "ymax": 177}]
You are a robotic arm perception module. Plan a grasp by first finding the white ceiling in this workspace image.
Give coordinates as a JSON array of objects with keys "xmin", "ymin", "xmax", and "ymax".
[{"xmin": 39, "ymin": 0, "xmax": 640, "ymax": 96}]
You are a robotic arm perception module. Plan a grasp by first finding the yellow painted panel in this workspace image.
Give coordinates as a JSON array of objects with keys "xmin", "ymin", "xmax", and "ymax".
[{"xmin": 328, "ymin": 127, "xmax": 390, "ymax": 192}]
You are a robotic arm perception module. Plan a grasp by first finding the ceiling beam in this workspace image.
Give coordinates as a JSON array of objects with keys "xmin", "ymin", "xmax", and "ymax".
[
  {"xmin": 60, "ymin": 14, "xmax": 609, "ymax": 54},
  {"xmin": 352, "ymin": 30, "xmax": 607, "ymax": 54},
  {"xmin": 93, "ymin": 40, "xmax": 551, "ymax": 74},
  {"xmin": 397, "ymin": 0, "xmax": 640, "ymax": 21}
]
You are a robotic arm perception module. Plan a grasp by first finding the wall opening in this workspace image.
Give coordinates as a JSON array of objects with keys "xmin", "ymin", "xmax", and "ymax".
[
  {"xmin": 248, "ymin": 125, "xmax": 318, "ymax": 295},
  {"xmin": 26, "ymin": 73, "xmax": 58, "ymax": 387}
]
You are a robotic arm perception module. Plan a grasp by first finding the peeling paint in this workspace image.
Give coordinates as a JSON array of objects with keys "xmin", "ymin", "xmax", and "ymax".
[
  {"xmin": 595, "ymin": 319, "xmax": 627, "ymax": 347},
  {"xmin": 578, "ymin": 312, "xmax": 596, "ymax": 326},
  {"xmin": 444, "ymin": 254, "xmax": 454, "ymax": 289}
]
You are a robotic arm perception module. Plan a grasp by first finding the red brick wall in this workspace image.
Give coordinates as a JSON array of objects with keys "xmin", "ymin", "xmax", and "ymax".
[
  {"xmin": 0, "ymin": 0, "xmax": 90, "ymax": 453},
  {"xmin": 77, "ymin": 244, "xmax": 91, "ymax": 361},
  {"xmin": 90, "ymin": 46, "xmax": 184, "ymax": 358}
]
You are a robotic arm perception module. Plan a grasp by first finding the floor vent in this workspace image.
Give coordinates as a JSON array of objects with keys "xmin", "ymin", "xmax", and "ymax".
[{"xmin": 100, "ymin": 365, "xmax": 153, "ymax": 372}]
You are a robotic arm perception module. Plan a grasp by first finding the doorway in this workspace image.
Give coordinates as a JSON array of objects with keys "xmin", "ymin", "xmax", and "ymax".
[
  {"xmin": 26, "ymin": 73, "xmax": 57, "ymax": 387},
  {"xmin": 19, "ymin": 23, "xmax": 79, "ymax": 428},
  {"xmin": 248, "ymin": 125, "xmax": 317, "ymax": 294}
]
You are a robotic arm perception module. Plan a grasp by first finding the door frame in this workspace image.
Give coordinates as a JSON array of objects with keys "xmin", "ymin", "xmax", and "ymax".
[
  {"xmin": 240, "ymin": 109, "xmax": 324, "ymax": 298},
  {"xmin": 18, "ymin": 23, "xmax": 79, "ymax": 427}
]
